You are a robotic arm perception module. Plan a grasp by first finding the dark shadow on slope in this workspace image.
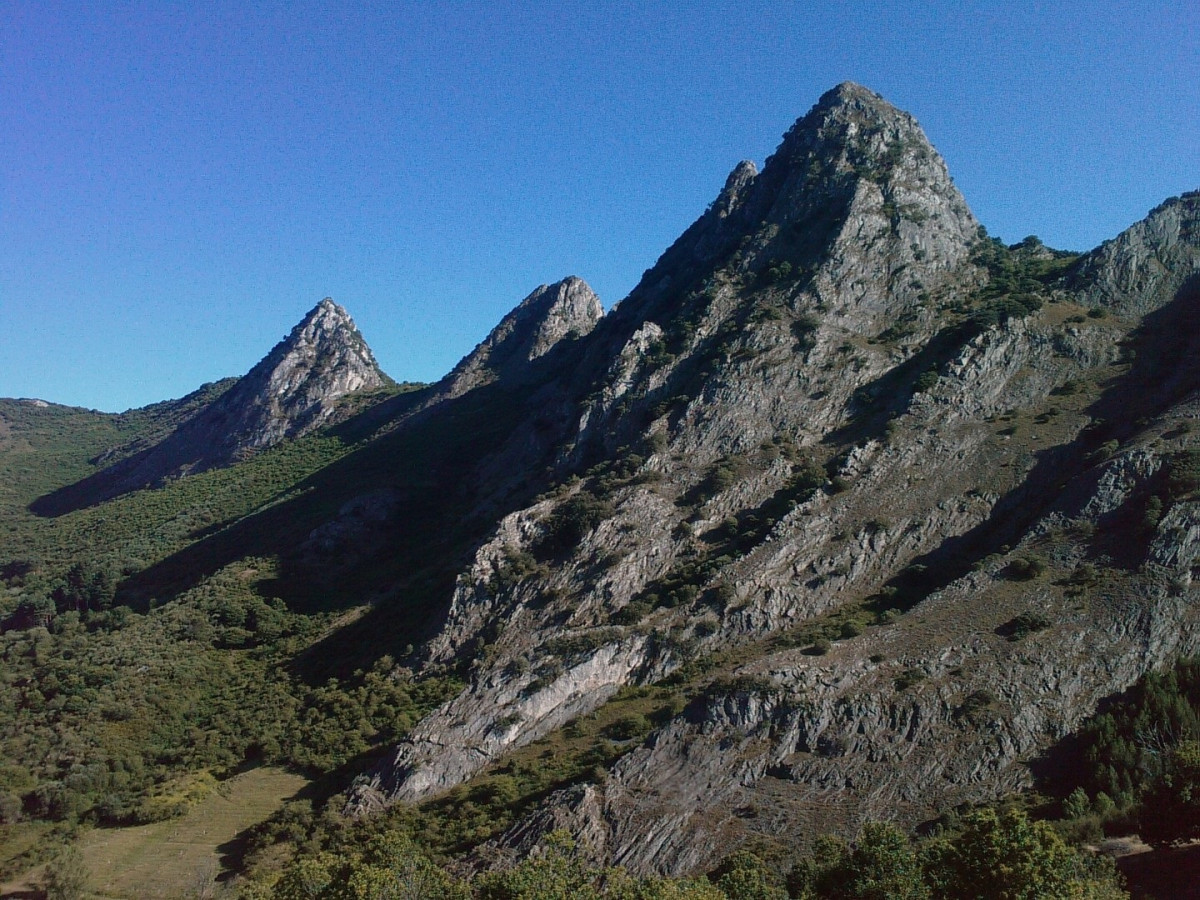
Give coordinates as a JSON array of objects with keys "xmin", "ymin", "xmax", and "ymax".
[
  {"xmin": 117, "ymin": 381, "xmax": 527, "ymax": 609},
  {"xmin": 29, "ymin": 407, "xmax": 240, "ymax": 518},
  {"xmin": 1117, "ymin": 842, "xmax": 1200, "ymax": 900},
  {"xmin": 114, "ymin": 332, "xmax": 601, "ymax": 681},
  {"xmin": 28, "ymin": 385, "xmax": 432, "ymax": 518},
  {"xmin": 862, "ymin": 274, "xmax": 1200, "ymax": 616},
  {"xmin": 823, "ymin": 319, "xmax": 1002, "ymax": 450}
]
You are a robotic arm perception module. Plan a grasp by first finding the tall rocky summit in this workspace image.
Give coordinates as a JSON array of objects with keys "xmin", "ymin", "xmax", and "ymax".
[
  {"xmin": 343, "ymin": 85, "xmax": 1200, "ymax": 874},
  {"xmin": 204, "ymin": 297, "xmax": 387, "ymax": 455},
  {"xmin": 33, "ymin": 298, "xmax": 387, "ymax": 513}
]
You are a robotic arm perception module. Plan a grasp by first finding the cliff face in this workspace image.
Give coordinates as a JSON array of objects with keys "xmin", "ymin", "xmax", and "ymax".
[
  {"xmin": 342, "ymin": 85, "xmax": 1200, "ymax": 874},
  {"xmin": 208, "ymin": 297, "xmax": 388, "ymax": 455},
  {"xmin": 1071, "ymin": 191, "xmax": 1200, "ymax": 316},
  {"xmin": 31, "ymin": 299, "xmax": 388, "ymax": 513}
]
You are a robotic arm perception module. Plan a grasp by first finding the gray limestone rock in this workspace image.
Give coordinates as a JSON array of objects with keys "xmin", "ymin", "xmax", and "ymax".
[
  {"xmin": 1073, "ymin": 191, "xmax": 1200, "ymax": 317},
  {"xmin": 34, "ymin": 298, "xmax": 387, "ymax": 512},
  {"xmin": 441, "ymin": 277, "xmax": 603, "ymax": 399},
  {"xmin": 342, "ymin": 85, "xmax": 1200, "ymax": 877}
]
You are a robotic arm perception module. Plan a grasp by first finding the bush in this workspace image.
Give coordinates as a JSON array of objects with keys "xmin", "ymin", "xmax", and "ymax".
[
  {"xmin": 912, "ymin": 369, "xmax": 940, "ymax": 393},
  {"xmin": 789, "ymin": 824, "xmax": 928, "ymax": 900},
  {"xmin": 603, "ymin": 713, "xmax": 649, "ymax": 741},
  {"xmin": 43, "ymin": 846, "xmax": 89, "ymax": 900},
  {"xmin": 537, "ymin": 492, "xmax": 614, "ymax": 559},
  {"xmin": 1166, "ymin": 449, "xmax": 1200, "ymax": 498},
  {"xmin": 1006, "ymin": 556, "xmax": 1046, "ymax": 580},
  {"xmin": 955, "ymin": 690, "xmax": 998, "ymax": 725},
  {"xmin": 1139, "ymin": 740, "xmax": 1200, "ymax": 847},
  {"xmin": 921, "ymin": 807, "xmax": 1124, "ymax": 900},
  {"xmin": 711, "ymin": 850, "xmax": 789, "ymax": 900},
  {"xmin": 1063, "ymin": 786, "xmax": 1090, "ymax": 819},
  {"xmin": 1002, "ymin": 612, "xmax": 1052, "ymax": 642}
]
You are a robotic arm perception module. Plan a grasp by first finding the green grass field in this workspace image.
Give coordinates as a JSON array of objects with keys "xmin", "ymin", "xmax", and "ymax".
[{"xmin": 79, "ymin": 767, "xmax": 308, "ymax": 899}]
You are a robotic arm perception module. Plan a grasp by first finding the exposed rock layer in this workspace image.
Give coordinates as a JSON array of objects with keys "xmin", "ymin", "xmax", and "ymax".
[{"xmin": 344, "ymin": 85, "xmax": 1200, "ymax": 875}]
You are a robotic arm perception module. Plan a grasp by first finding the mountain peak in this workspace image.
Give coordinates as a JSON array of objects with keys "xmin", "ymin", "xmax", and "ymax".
[
  {"xmin": 281, "ymin": 297, "xmax": 371, "ymax": 360},
  {"xmin": 769, "ymin": 81, "xmax": 940, "ymax": 179},
  {"xmin": 623, "ymin": 83, "xmax": 978, "ymax": 322},
  {"xmin": 229, "ymin": 298, "xmax": 387, "ymax": 448},
  {"xmin": 710, "ymin": 160, "xmax": 759, "ymax": 219},
  {"xmin": 819, "ymin": 79, "xmax": 885, "ymax": 106},
  {"xmin": 307, "ymin": 296, "xmax": 348, "ymax": 324},
  {"xmin": 440, "ymin": 276, "xmax": 603, "ymax": 398},
  {"xmin": 755, "ymin": 81, "xmax": 979, "ymax": 289},
  {"xmin": 32, "ymin": 299, "xmax": 389, "ymax": 513}
]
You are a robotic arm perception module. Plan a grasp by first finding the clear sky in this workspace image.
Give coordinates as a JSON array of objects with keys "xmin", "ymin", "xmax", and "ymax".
[{"xmin": 2, "ymin": 1, "xmax": 1197, "ymax": 412}]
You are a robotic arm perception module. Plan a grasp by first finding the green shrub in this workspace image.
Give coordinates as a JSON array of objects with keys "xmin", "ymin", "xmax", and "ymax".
[
  {"xmin": 955, "ymin": 690, "xmax": 999, "ymax": 725},
  {"xmin": 912, "ymin": 369, "xmax": 940, "ymax": 393},
  {"xmin": 603, "ymin": 714, "xmax": 649, "ymax": 741},
  {"xmin": 1006, "ymin": 556, "xmax": 1046, "ymax": 581},
  {"xmin": 537, "ymin": 492, "xmax": 614, "ymax": 559},
  {"xmin": 1166, "ymin": 449, "xmax": 1200, "ymax": 498},
  {"xmin": 1003, "ymin": 612, "xmax": 1052, "ymax": 641},
  {"xmin": 1063, "ymin": 786, "xmax": 1090, "ymax": 819}
]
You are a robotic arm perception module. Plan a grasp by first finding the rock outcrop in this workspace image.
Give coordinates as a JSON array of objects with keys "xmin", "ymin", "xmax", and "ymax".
[
  {"xmin": 1072, "ymin": 191, "xmax": 1200, "ymax": 316},
  {"xmin": 332, "ymin": 85, "xmax": 1200, "ymax": 876},
  {"xmin": 441, "ymin": 277, "xmax": 603, "ymax": 399},
  {"xmin": 32, "ymin": 299, "xmax": 387, "ymax": 513}
]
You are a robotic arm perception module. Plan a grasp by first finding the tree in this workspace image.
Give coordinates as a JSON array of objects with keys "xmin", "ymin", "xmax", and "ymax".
[
  {"xmin": 348, "ymin": 832, "xmax": 469, "ymax": 900},
  {"xmin": 789, "ymin": 825, "xmax": 928, "ymax": 900},
  {"xmin": 710, "ymin": 850, "xmax": 788, "ymax": 900},
  {"xmin": 268, "ymin": 851, "xmax": 345, "ymax": 899},
  {"xmin": 921, "ymin": 807, "xmax": 1124, "ymax": 900},
  {"xmin": 1063, "ymin": 787, "xmax": 1090, "ymax": 820},
  {"xmin": 1138, "ymin": 740, "xmax": 1200, "ymax": 847},
  {"xmin": 475, "ymin": 831, "xmax": 597, "ymax": 900}
]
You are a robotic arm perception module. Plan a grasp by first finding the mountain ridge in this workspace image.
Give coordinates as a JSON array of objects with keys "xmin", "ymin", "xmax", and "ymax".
[
  {"xmin": 28, "ymin": 297, "xmax": 389, "ymax": 515},
  {"xmin": 2, "ymin": 83, "xmax": 1199, "ymax": 893},
  {"xmin": 333, "ymin": 88, "xmax": 1200, "ymax": 875}
]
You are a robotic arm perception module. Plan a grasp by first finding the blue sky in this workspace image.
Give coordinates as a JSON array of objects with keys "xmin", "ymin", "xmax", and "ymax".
[{"xmin": 2, "ymin": 1, "xmax": 1197, "ymax": 412}]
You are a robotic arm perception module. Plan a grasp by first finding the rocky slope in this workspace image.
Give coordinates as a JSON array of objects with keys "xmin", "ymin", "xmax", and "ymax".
[
  {"xmin": 31, "ymin": 298, "xmax": 388, "ymax": 514},
  {"xmin": 440, "ymin": 277, "xmax": 603, "ymax": 399},
  {"xmin": 342, "ymin": 85, "xmax": 1200, "ymax": 874}
]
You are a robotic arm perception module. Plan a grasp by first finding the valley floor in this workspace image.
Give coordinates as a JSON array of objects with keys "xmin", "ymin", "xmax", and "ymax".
[{"xmin": 0, "ymin": 767, "xmax": 308, "ymax": 900}]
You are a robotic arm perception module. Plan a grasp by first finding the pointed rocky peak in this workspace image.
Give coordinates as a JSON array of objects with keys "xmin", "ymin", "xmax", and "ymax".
[
  {"xmin": 441, "ymin": 277, "xmax": 603, "ymax": 398},
  {"xmin": 263, "ymin": 297, "xmax": 381, "ymax": 381},
  {"xmin": 223, "ymin": 298, "xmax": 388, "ymax": 453},
  {"xmin": 754, "ymin": 82, "xmax": 979, "ymax": 265},
  {"xmin": 710, "ymin": 160, "xmax": 758, "ymax": 219},
  {"xmin": 771, "ymin": 81, "xmax": 924, "ymax": 165},
  {"xmin": 619, "ymin": 84, "xmax": 978, "ymax": 324},
  {"xmin": 32, "ymin": 299, "xmax": 391, "ymax": 513},
  {"xmin": 515, "ymin": 276, "xmax": 604, "ymax": 361}
]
